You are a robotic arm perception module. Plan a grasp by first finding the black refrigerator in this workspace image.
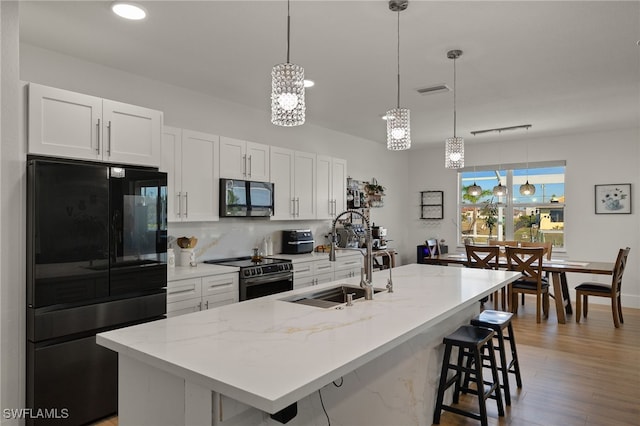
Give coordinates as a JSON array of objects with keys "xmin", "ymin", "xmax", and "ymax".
[{"xmin": 26, "ymin": 158, "xmax": 168, "ymax": 425}]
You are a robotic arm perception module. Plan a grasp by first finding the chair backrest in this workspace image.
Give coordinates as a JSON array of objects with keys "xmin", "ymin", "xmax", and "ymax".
[
  {"xmin": 520, "ymin": 241, "xmax": 553, "ymax": 260},
  {"xmin": 489, "ymin": 240, "xmax": 518, "ymax": 257},
  {"xmin": 611, "ymin": 247, "xmax": 631, "ymax": 295},
  {"xmin": 505, "ymin": 246, "xmax": 545, "ymax": 287},
  {"xmin": 465, "ymin": 245, "xmax": 500, "ymax": 270},
  {"xmin": 426, "ymin": 239, "xmax": 439, "ymax": 258}
]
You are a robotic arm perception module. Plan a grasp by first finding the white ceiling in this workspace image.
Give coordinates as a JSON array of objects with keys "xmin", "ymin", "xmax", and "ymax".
[{"xmin": 19, "ymin": 1, "xmax": 640, "ymax": 148}]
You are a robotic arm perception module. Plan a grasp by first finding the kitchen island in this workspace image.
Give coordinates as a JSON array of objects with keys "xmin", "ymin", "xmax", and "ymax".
[{"xmin": 97, "ymin": 263, "xmax": 520, "ymax": 426}]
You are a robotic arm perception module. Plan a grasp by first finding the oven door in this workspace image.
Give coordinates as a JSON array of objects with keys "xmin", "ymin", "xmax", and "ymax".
[{"xmin": 241, "ymin": 271, "xmax": 293, "ymax": 301}]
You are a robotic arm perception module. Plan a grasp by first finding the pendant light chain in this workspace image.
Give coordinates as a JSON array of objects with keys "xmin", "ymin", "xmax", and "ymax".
[
  {"xmin": 271, "ymin": 0, "xmax": 305, "ymax": 127},
  {"xmin": 445, "ymin": 49, "xmax": 464, "ymax": 168},
  {"xmin": 286, "ymin": 0, "xmax": 290, "ymax": 63},
  {"xmin": 386, "ymin": 0, "xmax": 410, "ymax": 150},
  {"xmin": 453, "ymin": 55, "xmax": 457, "ymax": 138},
  {"xmin": 396, "ymin": 10, "xmax": 400, "ymax": 108}
]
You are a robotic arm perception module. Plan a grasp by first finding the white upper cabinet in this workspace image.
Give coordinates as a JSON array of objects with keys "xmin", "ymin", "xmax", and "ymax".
[
  {"xmin": 270, "ymin": 147, "xmax": 316, "ymax": 220},
  {"xmin": 161, "ymin": 126, "xmax": 219, "ymax": 222},
  {"xmin": 332, "ymin": 157, "xmax": 347, "ymax": 215},
  {"xmin": 270, "ymin": 147, "xmax": 295, "ymax": 220},
  {"xmin": 317, "ymin": 155, "xmax": 347, "ymax": 219},
  {"xmin": 28, "ymin": 83, "xmax": 162, "ymax": 167},
  {"xmin": 294, "ymin": 151, "xmax": 316, "ymax": 220},
  {"xmin": 219, "ymin": 136, "xmax": 269, "ymax": 182},
  {"xmin": 101, "ymin": 100, "xmax": 162, "ymax": 167}
]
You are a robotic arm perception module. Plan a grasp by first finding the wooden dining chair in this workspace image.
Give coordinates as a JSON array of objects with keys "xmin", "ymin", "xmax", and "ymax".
[
  {"xmin": 575, "ymin": 247, "xmax": 630, "ymax": 328},
  {"xmin": 518, "ymin": 242, "xmax": 553, "ymax": 306},
  {"xmin": 465, "ymin": 245, "xmax": 503, "ymax": 309},
  {"xmin": 489, "ymin": 240, "xmax": 518, "ymax": 258},
  {"xmin": 520, "ymin": 241, "xmax": 552, "ymax": 260},
  {"xmin": 506, "ymin": 246, "xmax": 549, "ymax": 323}
]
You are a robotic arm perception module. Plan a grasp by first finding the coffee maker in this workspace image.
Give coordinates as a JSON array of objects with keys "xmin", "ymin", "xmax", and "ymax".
[{"xmin": 371, "ymin": 224, "xmax": 388, "ymax": 250}]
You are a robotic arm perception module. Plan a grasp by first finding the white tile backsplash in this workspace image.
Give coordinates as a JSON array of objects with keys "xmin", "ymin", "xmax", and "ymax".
[{"xmin": 168, "ymin": 219, "xmax": 334, "ymax": 262}]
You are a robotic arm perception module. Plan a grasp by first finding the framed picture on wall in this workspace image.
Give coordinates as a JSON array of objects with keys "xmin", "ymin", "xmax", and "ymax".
[{"xmin": 595, "ymin": 183, "xmax": 631, "ymax": 214}]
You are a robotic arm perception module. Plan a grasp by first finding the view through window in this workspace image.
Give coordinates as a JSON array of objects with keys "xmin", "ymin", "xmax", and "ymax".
[{"xmin": 458, "ymin": 162, "xmax": 566, "ymax": 249}]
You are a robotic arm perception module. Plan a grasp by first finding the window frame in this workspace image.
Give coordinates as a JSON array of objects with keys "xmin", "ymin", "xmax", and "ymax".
[{"xmin": 457, "ymin": 161, "xmax": 566, "ymax": 251}]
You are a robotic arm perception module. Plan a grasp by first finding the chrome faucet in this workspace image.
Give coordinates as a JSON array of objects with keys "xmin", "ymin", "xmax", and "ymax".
[{"xmin": 329, "ymin": 210, "xmax": 374, "ymax": 300}]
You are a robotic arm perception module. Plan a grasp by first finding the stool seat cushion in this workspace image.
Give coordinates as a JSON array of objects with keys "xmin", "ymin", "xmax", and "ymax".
[
  {"xmin": 472, "ymin": 310, "xmax": 513, "ymax": 326},
  {"xmin": 575, "ymin": 282, "xmax": 612, "ymax": 294},
  {"xmin": 443, "ymin": 325, "xmax": 494, "ymax": 346}
]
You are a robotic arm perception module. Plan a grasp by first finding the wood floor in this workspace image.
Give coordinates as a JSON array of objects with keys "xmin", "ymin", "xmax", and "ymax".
[{"xmin": 93, "ymin": 297, "xmax": 640, "ymax": 426}]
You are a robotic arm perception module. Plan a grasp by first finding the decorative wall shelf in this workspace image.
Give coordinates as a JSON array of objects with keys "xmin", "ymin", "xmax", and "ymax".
[{"xmin": 420, "ymin": 191, "xmax": 443, "ymax": 219}]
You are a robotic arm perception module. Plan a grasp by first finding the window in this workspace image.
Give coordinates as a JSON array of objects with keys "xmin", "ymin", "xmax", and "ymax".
[{"xmin": 458, "ymin": 161, "xmax": 566, "ymax": 249}]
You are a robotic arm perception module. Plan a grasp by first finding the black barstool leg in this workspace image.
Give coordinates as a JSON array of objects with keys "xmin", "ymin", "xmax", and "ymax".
[
  {"xmin": 433, "ymin": 343, "xmax": 453, "ymax": 425},
  {"xmin": 486, "ymin": 343, "xmax": 505, "ymax": 417},
  {"xmin": 452, "ymin": 346, "xmax": 465, "ymax": 403},
  {"xmin": 473, "ymin": 347, "xmax": 489, "ymax": 426},
  {"xmin": 506, "ymin": 322, "xmax": 523, "ymax": 388},
  {"xmin": 495, "ymin": 329, "xmax": 511, "ymax": 406}
]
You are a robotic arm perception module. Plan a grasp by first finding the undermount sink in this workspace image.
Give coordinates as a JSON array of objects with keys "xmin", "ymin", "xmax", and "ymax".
[{"xmin": 282, "ymin": 284, "xmax": 386, "ymax": 308}]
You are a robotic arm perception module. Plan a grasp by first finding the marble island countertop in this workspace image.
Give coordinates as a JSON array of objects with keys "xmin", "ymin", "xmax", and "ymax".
[{"xmin": 97, "ymin": 263, "xmax": 520, "ymax": 414}]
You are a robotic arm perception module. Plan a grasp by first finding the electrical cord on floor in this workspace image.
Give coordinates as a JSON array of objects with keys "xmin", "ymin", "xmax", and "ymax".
[
  {"xmin": 318, "ymin": 389, "xmax": 330, "ymax": 426},
  {"xmin": 318, "ymin": 376, "xmax": 344, "ymax": 426}
]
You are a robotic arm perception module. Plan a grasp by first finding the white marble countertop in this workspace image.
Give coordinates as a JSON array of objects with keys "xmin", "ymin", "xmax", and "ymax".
[
  {"xmin": 98, "ymin": 263, "xmax": 520, "ymax": 414},
  {"xmin": 167, "ymin": 263, "xmax": 239, "ymax": 281}
]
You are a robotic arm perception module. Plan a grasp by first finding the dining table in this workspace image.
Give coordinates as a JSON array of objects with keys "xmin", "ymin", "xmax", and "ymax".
[{"xmin": 422, "ymin": 253, "xmax": 615, "ymax": 324}]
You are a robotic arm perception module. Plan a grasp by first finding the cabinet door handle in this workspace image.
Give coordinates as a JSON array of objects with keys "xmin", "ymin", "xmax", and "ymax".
[
  {"xmin": 242, "ymin": 154, "xmax": 247, "ymax": 176},
  {"xmin": 296, "ymin": 198, "xmax": 300, "ymax": 217},
  {"xmin": 291, "ymin": 198, "xmax": 295, "ymax": 217},
  {"xmin": 198, "ymin": 301, "xmax": 202, "ymax": 311},
  {"xmin": 106, "ymin": 120, "xmax": 112, "ymax": 156},
  {"xmin": 205, "ymin": 300, "xmax": 209, "ymax": 310},
  {"xmin": 248, "ymin": 155, "xmax": 252, "ymax": 177},
  {"xmin": 96, "ymin": 119, "xmax": 101, "ymax": 154},
  {"xmin": 176, "ymin": 192, "xmax": 181, "ymax": 217},
  {"xmin": 184, "ymin": 192, "xmax": 188, "ymax": 218}
]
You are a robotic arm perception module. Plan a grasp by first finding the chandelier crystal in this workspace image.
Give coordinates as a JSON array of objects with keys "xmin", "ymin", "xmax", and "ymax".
[
  {"xmin": 386, "ymin": 107, "xmax": 410, "ymax": 150},
  {"xmin": 271, "ymin": 0, "xmax": 305, "ymax": 127},
  {"xmin": 386, "ymin": 0, "xmax": 410, "ymax": 151},
  {"xmin": 445, "ymin": 49, "xmax": 464, "ymax": 168}
]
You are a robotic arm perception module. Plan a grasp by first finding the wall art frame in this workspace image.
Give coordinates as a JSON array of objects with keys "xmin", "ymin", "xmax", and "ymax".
[{"xmin": 595, "ymin": 183, "xmax": 631, "ymax": 214}]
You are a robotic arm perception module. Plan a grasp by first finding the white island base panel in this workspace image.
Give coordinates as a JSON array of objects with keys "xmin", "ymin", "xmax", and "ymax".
[{"xmin": 117, "ymin": 304, "xmax": 477, "ymax": 426}]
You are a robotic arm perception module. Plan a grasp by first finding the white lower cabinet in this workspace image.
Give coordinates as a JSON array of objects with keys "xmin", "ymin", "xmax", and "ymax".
[
  {"xmin": 292, "ymin": 254, "xmax": 362, "ymax": 289},
  {"xmin": 167, "ymin": 273, "xmax": 238, "ymax": 317}
]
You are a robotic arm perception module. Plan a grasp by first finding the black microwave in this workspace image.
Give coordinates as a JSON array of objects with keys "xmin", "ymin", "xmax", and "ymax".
[{"xmin": 219, "ymin": 178, "xmax": 274, "ymax": 217}]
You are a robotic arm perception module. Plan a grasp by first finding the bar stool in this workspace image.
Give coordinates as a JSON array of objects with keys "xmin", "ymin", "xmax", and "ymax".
[
  {"xmin": 433, "ymin": 325, "xmax": 504, "ymax": 426},
  {"xmin": 470, "ymin": 310, "xmax": 523, "ymax": 406}
]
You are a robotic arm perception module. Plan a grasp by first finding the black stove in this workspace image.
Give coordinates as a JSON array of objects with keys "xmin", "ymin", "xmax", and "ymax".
[
  {"xmin": 204, "ymin": 256, "xmax": 292, "ymax": 276},
  {"xmin": 203, "ymin": 257, "xmax": 294, "ymax": 300}
]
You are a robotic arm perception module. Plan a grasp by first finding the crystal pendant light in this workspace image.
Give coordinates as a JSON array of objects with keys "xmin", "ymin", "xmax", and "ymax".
[
  {"xmin": 386, "ymin": 0, "xmax": 410, "ymax": 151},
  {"xmin": 519, "ymin": 141, "xmax": 536, "ymax": 196},
  {"xmin": 445, "ymin": 50, "xmax": 464, "ymax": 169},
  {"xmin": 271, "ymin": 0, "xmax": 305, "ymax": 127}
]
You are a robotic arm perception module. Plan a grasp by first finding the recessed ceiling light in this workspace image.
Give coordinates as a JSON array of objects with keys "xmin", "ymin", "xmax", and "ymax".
[
  {"xmin": 303, "ymin": 80, "xmax": 315, "ymax": 88},
  {"xmin": 111, "ymin": 2, "xmax": 147, "ymax": 20}
]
